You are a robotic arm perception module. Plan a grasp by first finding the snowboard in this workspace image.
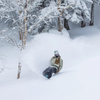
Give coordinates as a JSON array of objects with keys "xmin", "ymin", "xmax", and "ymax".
[
  {"xmin": 43, "ymin": 72, "xmax": 52, "ymax": 79},
  {"xmin": 42, "ymin": 67, "xmax": 57, "ymax": 79}
]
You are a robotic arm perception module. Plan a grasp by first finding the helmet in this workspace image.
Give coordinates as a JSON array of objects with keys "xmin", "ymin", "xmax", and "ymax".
[{"xmin": 54, "ymin": 50, "xmax": 59, "ymax": 57}]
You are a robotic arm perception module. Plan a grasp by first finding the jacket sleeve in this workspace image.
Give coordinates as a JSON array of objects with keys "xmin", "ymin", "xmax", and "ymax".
[{"xmin": 59, "ymin": 59, "xmax": 63, "ymax": 72}]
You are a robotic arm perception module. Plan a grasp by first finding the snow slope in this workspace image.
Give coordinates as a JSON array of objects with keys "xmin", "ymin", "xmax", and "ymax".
[
  {"xmin": 0, "ymin": 56, "xmax": 100, "ymax": 100},
  {"xmin": 0, "ymin": 26, "xmax": 100, "ymax": 100}
]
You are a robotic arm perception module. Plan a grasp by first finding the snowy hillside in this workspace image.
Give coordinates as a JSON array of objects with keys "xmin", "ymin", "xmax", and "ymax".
[{"xmin": 0, "ymin": 26, "xmax": 100, "ymax": 100}]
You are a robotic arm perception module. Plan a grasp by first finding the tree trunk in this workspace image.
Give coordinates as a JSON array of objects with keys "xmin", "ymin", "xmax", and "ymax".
[
  {"xmin": 57, "ymin": 0, "xmax": 63, "ymax": 32},
  {"xmin": 18, "ymin": 11, "xmax": 22, "ymax": 40},
  {"xmin": 17, "ymin": 62, "xmax": 21, "ymax": 79},
  {"xmin": 58, "ymin": 17, "xmax": 63, "ymax": 32},
  {"xmin": 17, "ymin": 0, "xmax": 29, "ymax": 79},
  {"xmin": 90, "ymin": 2, "xmax": 94, "ymax": 26},
  {"xmin": 81, "ymin": 13, "xmax": 86, "ymax": 28},
  {"xmin": 24, "ymin": 9, "xmax": 27, "ymax": 46},
  {"xmin": 81, "ymin": 21, "xmax": 86, "ymax": 28},
  {"xmin": 64, "ymin": 19, "xmax": 70, "ymax": 30},
  {"xmin": 19, "ymin": 30, "xmax": 22, "ymax": 40}
]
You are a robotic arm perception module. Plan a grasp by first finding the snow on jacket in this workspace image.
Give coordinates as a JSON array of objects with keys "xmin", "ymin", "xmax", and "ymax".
[{"xmin": 50, "ymin": 56, "xmax": 63, "ymax": 73}]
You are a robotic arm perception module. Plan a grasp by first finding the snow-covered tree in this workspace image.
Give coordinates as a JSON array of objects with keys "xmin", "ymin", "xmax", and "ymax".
[
  {"xmin": 28, "ymin": 0, "xmax": 76, "ymax": 32},
  {"xmin": 0, "ymin": 0, "xmax": 42, "ymax": 44},
  {"xmin": 0, "ymin": 0, "xmax": 17, "ymax": 26},
  {"xmin": 0, "ymin": 0, "xmax": 93, "ymax": 34},
  {"xmin": 62, "ymin": 0, "xmax": 93, "ymax": 28},
  {"xmin": 49, "ymin": 0, "xmax": 92, "ymax": 30},
  {"xmin": 28, "ymin": 0, "xmax": 93, "ymax": 32}
]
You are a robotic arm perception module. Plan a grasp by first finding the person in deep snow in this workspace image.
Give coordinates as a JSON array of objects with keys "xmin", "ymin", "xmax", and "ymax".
[{"xmin": 43, "ymin": 50, "xmax": 63, "ymax": 79}]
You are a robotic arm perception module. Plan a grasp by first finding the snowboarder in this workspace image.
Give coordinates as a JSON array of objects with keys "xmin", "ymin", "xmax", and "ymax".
[{"xmin": 43, "ymin": 50, "xmax": 63, "ymax": 79}]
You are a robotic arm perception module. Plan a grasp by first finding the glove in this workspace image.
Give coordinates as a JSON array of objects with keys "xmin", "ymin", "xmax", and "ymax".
[{"xmin": 56, "ymin": 70, "xmax": 59, "ymax": 74}]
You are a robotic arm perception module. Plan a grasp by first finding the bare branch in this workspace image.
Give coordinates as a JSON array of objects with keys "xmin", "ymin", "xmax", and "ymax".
[
  {"xmin": 0, "ymin": 29, "xmax": 22, "ymax": 49},
  {"xmin": 0, "ymin": 54, "xmax": 6, "ymax": 73}
]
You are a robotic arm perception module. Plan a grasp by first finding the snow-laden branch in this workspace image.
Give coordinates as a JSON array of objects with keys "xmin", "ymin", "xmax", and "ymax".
[
  {"xmin": 28, "ymin": 1, "xmax": 78, "ymax": 33},
  {"xmin": 0, "ymin": 29, "xmax": 22, "ymax": 49},
  {"xmin": 61, "ymin": 1, "xmax": 78, "ymax": 15}
]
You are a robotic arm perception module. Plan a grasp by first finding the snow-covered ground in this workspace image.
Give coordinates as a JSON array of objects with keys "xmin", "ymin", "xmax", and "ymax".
[{"xmin": 0, "ymin": 26, "xmax": 100, "ymax": 100}]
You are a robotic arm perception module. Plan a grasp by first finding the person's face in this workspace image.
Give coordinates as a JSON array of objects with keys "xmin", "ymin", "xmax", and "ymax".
[{"xmin": 55, "ymin": 54, "xmax": 59, "ymax": 57}]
